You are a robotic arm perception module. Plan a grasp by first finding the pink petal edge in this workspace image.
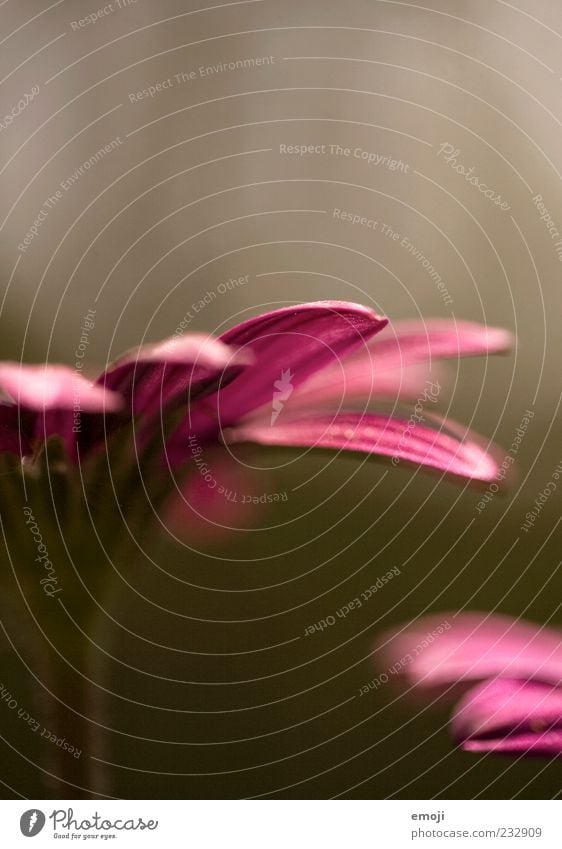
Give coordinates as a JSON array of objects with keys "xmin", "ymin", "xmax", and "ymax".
[
  {"xmin": 378, "ymin": 613, "xmax": 562, "ymax": 688},
  {"xmin": 453, "ymin": 678, "xmax": 562, "ymax": 756},
  {"xmin": 226, "ymin": 412, "xmax": 499, "ymax": 482},
  {"xmin": 0, "ymin": 363, "xmax": 123, "ymax": 413}
]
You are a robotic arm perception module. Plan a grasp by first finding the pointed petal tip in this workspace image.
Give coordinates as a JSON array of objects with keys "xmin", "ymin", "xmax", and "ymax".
[
  {"xmin": 482, "ymin": 325, "xmax": 514, "ymax": 353},
  {"xmin": 264, "ymin": 299, "xmax": 387, "ymax": 321},
  {"xmin": 309, "ymin": 299, "xmax": 388, "ymax": 324},
  {"xmin": 227, "ymin": 413, "xmax": 500, "ymax": 484},
  {"xmin": 460, "ymin": 441, "xmax": 500, "ymax": 483},
  {"xmin": 221, "ymin": 301, "xmax": 388, "ymax": 343},
  {"xmin": 377, "ymin": 319, "xmax": 514, "ymax": 362}
]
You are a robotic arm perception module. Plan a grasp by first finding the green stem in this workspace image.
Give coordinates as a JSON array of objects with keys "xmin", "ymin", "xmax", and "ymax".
[
  {"xmin": 1, "ymin": 443, "xmax": 178, "ymax": 798},
  {"xmin": 42, "ymin": 636, "xmax": 94, "ymax": 798}
]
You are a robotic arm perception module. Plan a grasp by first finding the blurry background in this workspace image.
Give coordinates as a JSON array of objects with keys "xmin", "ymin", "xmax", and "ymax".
[{"xmin": 0, "ymin": 0, "xmax": 561, "ymax": 799}]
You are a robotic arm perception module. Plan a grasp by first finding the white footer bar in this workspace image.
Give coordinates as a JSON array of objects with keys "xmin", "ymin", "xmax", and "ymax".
[{"xmin": 2, "ymin": 799, "xmax": 559, "ymax": 848}]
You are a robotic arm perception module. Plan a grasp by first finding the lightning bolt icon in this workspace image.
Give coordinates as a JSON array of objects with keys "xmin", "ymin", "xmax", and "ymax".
[{"xmin": 29, "ymin": 811, "xmax": 37, "ymax": 833}]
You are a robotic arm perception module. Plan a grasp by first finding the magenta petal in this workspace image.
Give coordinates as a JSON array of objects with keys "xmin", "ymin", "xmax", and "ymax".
[
  {"xmin": 165, "ymin": 302, "xmax": 388, "ymax": 462},
  {"xmin": 0, "ymin": 363, "xmax": 122, "ymax": 460},
  {"xmin": 288, "ymin": 318, "xmax": 510, "ymax": 413},
  {"xmin": 214, "ymin": 302, "xmax": 388, "ymax": 423},
  {"xmin": 290, "ymin": 359, "xmax": 445, "ymax": 412},
  {"xmin": 227, "ymin": 412, "xmax": 499, "ymax": 482},
  {"xmin": 379, "ymin": 614, "xmax": 562, "ymax": 688},
  {"xmin": 98, "ymin": 333, "xmax": 249, "ymax": 417},
  {"xmin": 220, "ymin": 301, "xmax": 386, "ymax": 349},
  {"xmin": 360, "ymin": 363, "xmax": 444, "ymax": 401},
  {"xmin": 368, "ymin": 319, "xmax": 513, "ymax": 367},
  {"xmin": 0, "ymin": 363, "xmax": 122, "ymax": 413},
  {"xmin": 453, "ymin": 679, "xmax": 562, "ymax": 756}
]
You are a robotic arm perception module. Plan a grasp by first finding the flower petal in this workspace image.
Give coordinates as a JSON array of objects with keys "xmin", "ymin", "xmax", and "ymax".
[
  {"xmin": 287, "ymin": 360, "xmax": 445, "ymax": 413},
  {"xmin": 214, "ymin": 302, "xmax": 388, "ymax": 424},
  {"xmin": 226, "ymin": 412, "xmax": 499, "ymax": 482},
  {"xmin": 453, "ymin": 679, "xmax": 562, "ymax": 756},
  {"xmin": 368, "ymin": 319, "xmax": 513, "ymax": 367},
  {"xmin": 0, "ymin": 363, "xmax": 122, "ymax": 413},
  {"xmin": 98, "ymin": 333, "xmax": 249, "ymax": 417},
  {"xmin": 165, "ymin": 302, "xmax": 388, "ymax": 462},
  {"xmin": 288, "ymin": 319, "xmax": 511, "ymax": 412},
  {"xmin": 379, "ymin": 613, "xmax": 562, "ymax": 688},
  {"xmin": 0, "ymin": 363, "xmax": 122, "ymax": 460}
]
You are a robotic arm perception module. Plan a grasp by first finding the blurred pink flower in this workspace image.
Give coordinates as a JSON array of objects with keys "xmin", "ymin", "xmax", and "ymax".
[
  {"xmin": 163, "ymin": 447, "xmax": 271, "ymax": 544},
  {"xmin": 0, "ymin": 363, "xmax": 122, "ymax": 456},
  {"xmin": 380, "ymin": 613, "xmax": 562, "ymax": 755}
]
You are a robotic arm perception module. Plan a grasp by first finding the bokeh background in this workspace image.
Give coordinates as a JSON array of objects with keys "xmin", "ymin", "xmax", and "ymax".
[{"xmin": 0, "ymin": 0, "xmax": 561, "ymax": 799}]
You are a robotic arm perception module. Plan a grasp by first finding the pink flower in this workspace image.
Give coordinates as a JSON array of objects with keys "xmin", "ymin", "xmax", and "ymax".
[
  {"xmin": 0, "ymin": 363, "xmax": 122, "ymax": 456},
  {"xmin": 0, "ymin": 302, "xmax": 510, "ymax": 481},
  {"xmin": 379, "ymin": 613, "xmax": 562, "ymax": 755},
  {"xmin": 454, "ymin": 679, "xmax": 562, "ymax": 755}
]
